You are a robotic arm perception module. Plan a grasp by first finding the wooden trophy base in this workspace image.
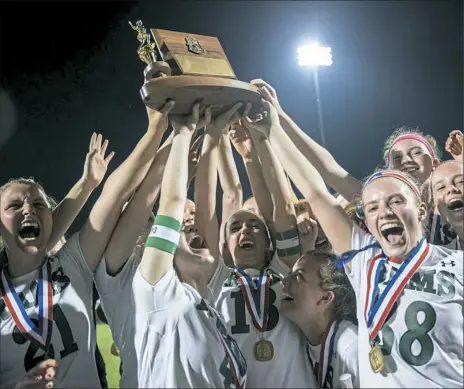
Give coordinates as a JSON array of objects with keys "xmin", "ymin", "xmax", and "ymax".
[{"xmin": 140, "ymin": 75, "xmax": 263, "ymax": 115}]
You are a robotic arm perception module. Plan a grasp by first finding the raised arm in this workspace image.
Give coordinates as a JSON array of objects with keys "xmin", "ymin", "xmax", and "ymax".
[
  {"xmin": 251, "ymin": 79, "xmax": 362, "ymax": 201},
  {"xmin": 245, "ymin": 101, "xmax": 354, "ymax": 255},
  {"xmin": 79, "ymin": 101, "xmax": 175, "ymax": 271},
  {"xmin": 139, "ymin": 104, "xmax": 205, "ymax": 285},
  {"xmin": 47, "ymin": 133, "xmax": 114, "ymax": 251},
  {"xmin": 246, "ymin": 125, "xmax": 300, "ymax": 267},
  {"xmin": 103, "ymin": 134, "xmax": 174, "ymax": 274},
  {"xmin": 229, "ymin": 124, "xmax": 274, "ymax": 222},
  {"xmin": 194, "ymin": 103, "xmax": 244, "ymax": 260}
]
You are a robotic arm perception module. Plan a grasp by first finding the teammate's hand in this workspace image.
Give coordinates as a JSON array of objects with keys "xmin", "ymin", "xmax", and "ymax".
[
  {"xmin": 188, "ymin": 134, "xmax": 204, "ymax": 180},
  {"xmin": 296, "ymin": 214, "xmax": 318, "ymax": 253},
  {"xmin": 82, "ymin": 133, "xmax": 115, "ymax": 190},
  {"xmin": 205, "ymin": 102, "xmax": 244, "ymax": 139},
  {"xmin": 229, "ymin": 123, "xmax": 254, "ymax": 159},
  {"xmin": 445, "ymin": 129, "xmax": 463, "ymax": 162},
  {"xmin": 146, "ymin": 99, "xmax": 176, "ymax": 133},
  {"xmin": 250, "ymin": 79, "xmax": 282, "ymax": 112},
  {"xmin": 15, "ymin": 359, "xmax": 58, "ymax": 389},
  {"xmin": 170, "ymin": 102, "xmax": 212, "ymax": 134},
  {"xmin": 243, "ymin": 100, "xmax": 280, "ymax": 138}
]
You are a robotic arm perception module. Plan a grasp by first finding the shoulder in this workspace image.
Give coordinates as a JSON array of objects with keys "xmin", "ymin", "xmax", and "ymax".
[{"xmin": 335, "ymin": 320, "xmax": 358, "ymax": 353}]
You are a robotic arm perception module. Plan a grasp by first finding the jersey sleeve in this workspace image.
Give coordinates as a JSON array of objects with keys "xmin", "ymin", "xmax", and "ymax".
[
  {"xmin": 207, "ymin": 259, "xmax": 230, "ymax": 303},
  {"xmin": 269, "ymin": 251, "xmax": 291, "ymax": 277},
  {"xmin": 58, "ymin": 231, "xmax": 94, "ymax": 277},
  {"xmin": 346, "ymin": 225, "xmax": 376, "ymax": 288},
  {"xmin": 132, "ymin": 266, "xmax": 188, "ymax": 313}
]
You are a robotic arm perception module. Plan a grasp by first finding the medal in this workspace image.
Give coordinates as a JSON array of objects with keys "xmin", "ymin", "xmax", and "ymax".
[
  {"xmin": 0, "ymin": 258, "xmax": 54, "ymax": 352},
  {"xmin": 369, "ymin": 343, "xmax": 385, "ymax": 373},
  {"xmin": 254, "ymin": 337, "xmax": 274, "ymax": 362},
  {"xmin": 365, "ymin": 237, "xmax": 430, "ymax": 373},
  {"xmin": 234, "ymin": 266, "xmax": 274, "ymax": 361}
]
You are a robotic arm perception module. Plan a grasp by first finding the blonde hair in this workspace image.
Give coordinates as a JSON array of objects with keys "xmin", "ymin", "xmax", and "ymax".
[{"xmin": 382, "ymin": 126, "xmax": 441, "ymax": 166}]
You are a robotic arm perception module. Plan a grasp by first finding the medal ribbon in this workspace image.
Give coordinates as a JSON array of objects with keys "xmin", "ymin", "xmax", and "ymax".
[
  {"xmin": 234, "ymin": 266, "xmax": 270, "ymax": 331},
  {"xmin": 318, "ymin": 321, "xmax": 339, "ymax": 389},
  {"xmin": 365, "ymin": 237, "xmax": 430, "ymax": 340},
  {"xmin": 209, "ymin": 306, "xmax": 247, "ymax": 389},
  {"xmin": 0, "ymin": 258, "xmax": 53, "ymax": 350}
]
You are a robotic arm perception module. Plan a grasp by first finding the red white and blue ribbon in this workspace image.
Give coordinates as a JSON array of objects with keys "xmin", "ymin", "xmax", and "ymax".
[
  {"xmin": 0, "ymin": 259, "xmax": 53, "ymax": 350},
  {"xmin": 365, "ymin": 237, "xmax": 430, "ymax": 340},
  {"xmin": 318, "ymin": 321, "xmax": 339, "ymax": 389},
  {"xmin": 234, "ymin": 266, "xmax": 270, "ymax": 331}
]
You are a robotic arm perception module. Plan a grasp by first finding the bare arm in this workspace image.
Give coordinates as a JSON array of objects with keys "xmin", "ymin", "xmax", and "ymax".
[
  {"xmin": 248, "ymin": 128, "xmax": 299, "ymax": 267},
  {"xmin": 218, "ymin": 131, "xmax": 243, "ymax": 222},
  {"xmin": 79, "ymin": 102, "xmax": 175, "ymax": 271},
  {"xmin": 139, "ymin": 105, "xmax": 202, "ymax": 285},
  {"xmin": 251, "ymin": 79, "xmax": 362, "ymax": 201},
  {"xmin": 246, "ymin": 101, "xmax": 354, "ymax": 255},
  {"xmin": 195, "ymin": 103, "xmax": 244, "ymax": 261},
  {"xmin": 104, "ymin": 135, "xmax": 173, "ymax": 274},
  {"xmin": 47, "ymin": 133, "xmax": 114, "ymax": 251},
  {"xmin": 229, "ymin": 124, "xmax": 274, "ymax": 222}
]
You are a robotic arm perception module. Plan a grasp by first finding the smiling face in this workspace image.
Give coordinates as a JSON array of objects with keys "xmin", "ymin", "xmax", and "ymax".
[
  {"xmin": 225, "ymin": 210, "xmax": 268, "ymax": 269},
  {"xmin": 0, "ymin": 182, "xmax": 53, "ymax": 257},
  {"xmin": 389, "ymin": 139, "xmax": 439, "ymax": 185},
  {"xmin": 362, "ymin": 177, "xmax": 426, "ymax": 259},
  {"xmin": 431, "ymin": 161, "xmax": 464, "ymax": 232}
]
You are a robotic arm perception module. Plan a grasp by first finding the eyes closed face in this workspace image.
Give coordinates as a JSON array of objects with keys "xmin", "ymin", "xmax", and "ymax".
[
  {"xmin": 362, "ymin": 177, "xmax": 424, "ymax": 259},
  {"xmin": 389, "ymin": 139, "xmax": 437, "ymax": 185},
  {"xmin": 226, "ymin": 210, "xmax": 267, "ymax": 269},
  {"xmin": 0, "ymin": 183, "xmax": 53, "ymax": 255},
  {"xmin": 431, "ymin": 162, "xmax": 464, "ymax": 229}
]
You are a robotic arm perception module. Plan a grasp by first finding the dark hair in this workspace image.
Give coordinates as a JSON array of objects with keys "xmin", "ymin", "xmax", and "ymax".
[{"xmin": 303, "ymin": 250, "xmax": 357, "ymax": 324}]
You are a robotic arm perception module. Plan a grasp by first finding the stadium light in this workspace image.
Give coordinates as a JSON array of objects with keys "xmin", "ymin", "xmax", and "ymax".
[{"xmin": 297, "ymin": 43, "xmax": 333, "ymax": 67}]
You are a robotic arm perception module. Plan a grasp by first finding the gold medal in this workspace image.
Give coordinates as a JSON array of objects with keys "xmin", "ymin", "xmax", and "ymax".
[
  {"xmin": 369, "ymin": 343, "xmax": 384, "ymax": 373},
  {"xmin": 254, "ymin": 338, "xmax": 274, "ymax": 362}
]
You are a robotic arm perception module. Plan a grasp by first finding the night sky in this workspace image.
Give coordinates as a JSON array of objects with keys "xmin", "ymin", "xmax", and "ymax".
[{"xmin": 0, "ymin": 1, "xmax": 462, "ymax": 232}]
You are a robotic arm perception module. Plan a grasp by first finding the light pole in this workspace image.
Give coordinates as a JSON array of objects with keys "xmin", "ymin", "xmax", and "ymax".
[{"xmin": 297, "ymin": 42, "xmax": 332, "ymax": 147}]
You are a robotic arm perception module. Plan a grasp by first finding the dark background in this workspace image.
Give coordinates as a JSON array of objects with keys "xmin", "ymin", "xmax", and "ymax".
[{"xmin": 0, "ymin": 0, "xmax": 462, "ymax": 232}]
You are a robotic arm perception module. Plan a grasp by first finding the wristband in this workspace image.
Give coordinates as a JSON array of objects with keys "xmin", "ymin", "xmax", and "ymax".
[
  {"xmin": 275, "ymin": 228, "xmax": 301, "ymax": 257},
  {"xmin": 145, "ymin": 215, "xmax": 182, "ymax": 255}
]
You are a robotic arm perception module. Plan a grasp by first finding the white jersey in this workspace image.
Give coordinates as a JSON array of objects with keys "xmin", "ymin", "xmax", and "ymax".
[
  {"xmin": 306, "ymin": 320, "xmax": 359, "ymax": 389},
  {"xmin": 0, "ymin": 233, "xmax": 100, "ymax": 388},
  {"xmin": 429, "ymin": 211, "xmax": 456, "ymax": 246},
  {"xmin": 133, "ymin": 266, "xmax": 247, "ymax": 388},
  {"xmin": 94, "ymin": 252, "xmax": 140, "ymax": 388},
  {"xmin": 346, "ymin": 226, "xmax": 463, "ymax": 388},
  {"xmin": 211, "ymin": 254, "xmax": 317, "ymax": 388}
]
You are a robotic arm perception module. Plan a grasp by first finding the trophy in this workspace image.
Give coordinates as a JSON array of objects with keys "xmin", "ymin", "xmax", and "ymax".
[{"xmin": 129, "ymin": 20, "xmax": 262, "ymax": 115}]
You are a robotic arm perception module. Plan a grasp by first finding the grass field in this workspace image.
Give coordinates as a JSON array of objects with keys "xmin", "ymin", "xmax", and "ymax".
[{"xmin": 97, "ymin": 324, "xmax": 121, "ymax": 389}]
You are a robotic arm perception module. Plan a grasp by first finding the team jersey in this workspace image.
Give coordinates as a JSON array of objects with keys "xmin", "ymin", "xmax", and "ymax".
[
  {"xmin": 211, "ymin": 254, "xmax": 317, "ymax": 388},
  {"xmin": 0, "ymin": 233, "xmax": 100, "ymax": 388},
  {"xmin": 306, "ymin": 320, "xmax": 359, "ymax": 389},
  {"xmin": 345, "ymin": 225, "xmax": 463, "ymax": 388},
  {"xmin": 132, "ymin": 266, "xmax": 247, "ymax": 388},
  {"xmin": 94, "ymin": 252, "xmax": 140, "ymax": 388},
  {"xmin": 429, "ymin": 211, "xmax": 456, "ymax": 247}
]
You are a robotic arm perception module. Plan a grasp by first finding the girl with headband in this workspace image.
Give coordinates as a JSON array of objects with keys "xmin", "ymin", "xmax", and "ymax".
[
  {"xmin": 132, "ymin": 103, "xmax": 248, "ymax": 388},
  {"xmin": 194, "ymin": 106, "xmax": 315, "ymax": 386},
  {"xmin": 0, "ymin": 98, "xmax": 175, "ymax": 388},
  {"xmin": 247, "ymin": 100, "xmax": 463, "ymax": 388}
]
